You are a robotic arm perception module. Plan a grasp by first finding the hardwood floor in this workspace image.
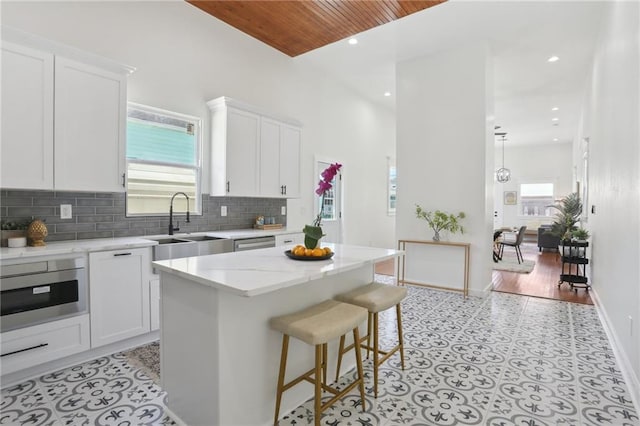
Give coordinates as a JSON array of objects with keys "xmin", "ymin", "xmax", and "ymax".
[
  {"xmin": 376, "ymin": 243, "xmax": 593, "ymax": 305},
  {"xmin": 493, "ymin": 242, "xmax": 593, "ymax": 305},
  {"xmin": 374, "ymin": 258, "xmax": 395, "ymax": 276}
]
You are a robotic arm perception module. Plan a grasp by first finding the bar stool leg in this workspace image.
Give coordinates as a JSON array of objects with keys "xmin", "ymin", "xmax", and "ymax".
[
  {"xmin": 366, "ymin": 312, "xmax": 372, "ymax": 359},
  {"xmin": 373, "ymin": 312, "xmax": 379, "ymax": 398},
  {"xmin": 274, "ymin": 335, "xmax": 289, "ymax": 426},
  {"xmin": 353, "ymin": 327, "xmax": 366, "ymax": 411},
  {"xmin": 322, "ymin": 343, "xmax": 328, "ymax": 386},
  {"xmin": 335, "ymin": 335, "xmax": 345, "ymax": 383},
  {"xmin": 314, "ymin": 344, "xmax": 322, "ymax": 426},
  {"xmin": 396, "ymin": 303, "xmax": 405, "ymax": 370}
]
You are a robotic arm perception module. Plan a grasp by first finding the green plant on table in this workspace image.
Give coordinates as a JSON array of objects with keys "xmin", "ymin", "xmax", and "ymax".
[
  {"xmin": 571, "ymin": 227, "xmax": 590, "ymax": 241},
  {"xmin": 0, "ymin": 219, "xmax": 31, "ymax": 231},
  {"xmin": 415, "ymin": 205, "xmax": 465, "ymax": 242}
]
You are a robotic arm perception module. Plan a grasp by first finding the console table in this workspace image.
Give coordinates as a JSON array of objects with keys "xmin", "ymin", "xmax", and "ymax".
[{"xmin": 397, "ymin": 239, "xmax": 470, "ymax": 297}]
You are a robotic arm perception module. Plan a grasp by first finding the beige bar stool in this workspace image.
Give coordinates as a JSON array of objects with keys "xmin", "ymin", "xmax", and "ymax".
[
  {"xmin": 270, "ymin": 299, "xmax": 368, "ymax": 426},
  {"xmin": 334, "ymin": 282, "xmax": 407, "ymax": 397}
]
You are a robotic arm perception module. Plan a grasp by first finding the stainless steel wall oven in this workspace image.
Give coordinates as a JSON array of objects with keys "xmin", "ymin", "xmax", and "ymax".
[{"xmin": 1, "ymin": 257, "xmax": 88, "ymax": 333}]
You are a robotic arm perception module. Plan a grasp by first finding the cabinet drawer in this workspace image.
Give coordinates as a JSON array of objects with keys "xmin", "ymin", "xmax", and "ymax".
[
  {"xmin": 0, "ymin": 314, "xmax": 90, "ymax": 375},
  {"xmin": 275, "ymin": 233, "xmax": 304, "ymax": 246}
]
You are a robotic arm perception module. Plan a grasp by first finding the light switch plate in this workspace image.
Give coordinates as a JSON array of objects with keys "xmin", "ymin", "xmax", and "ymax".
[
  {"xmin": 281, "ymin": 206, "xmax": 286, "ymax": 215},
  {"xmin": 221, "ymin": 206, "xmax": 227, "ymax": 217},
  {"xmin": 60, "ymin": 204, "xmax": 72, "ymax": 219}
]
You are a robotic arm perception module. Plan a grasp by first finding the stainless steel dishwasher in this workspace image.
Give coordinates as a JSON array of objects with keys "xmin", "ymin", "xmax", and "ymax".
[{"xmin": 233, "ymin": 236, "xmax": 276, "ymax": 251}]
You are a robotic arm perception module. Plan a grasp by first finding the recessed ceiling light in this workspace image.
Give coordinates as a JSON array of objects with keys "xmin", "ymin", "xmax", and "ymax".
[
  {"xmin": 553, "ymin": 138, "xmax": 559, "ymax": 142},
  {"xmin": 552, "ymin": 117, "xmax": 559, "ymax": 121},
  {"xmin": 384, "ymin": 92, "xmax": 391, "ymax": 97},
  {"xmin": 551, "ymin": 107, "xmax": 559, "ymax": 111},
  {"xmin": 348, "ymin": 38, "xmax": 358, "ymax": 45},
  {"xmin": 548, "ymin": 55, "xmax": 560, "ymax": 62}
]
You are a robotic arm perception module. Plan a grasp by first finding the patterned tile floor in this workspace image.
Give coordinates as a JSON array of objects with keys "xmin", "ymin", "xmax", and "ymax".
[{"xmin": 2, "ymin": 278, "xmax": 638, "ymax": 425}]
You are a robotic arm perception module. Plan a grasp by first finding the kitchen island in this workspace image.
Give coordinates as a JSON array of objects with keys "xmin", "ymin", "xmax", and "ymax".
[{"xmin": 153, "ymin": 243, "xmax": 402, "ymax": 426}]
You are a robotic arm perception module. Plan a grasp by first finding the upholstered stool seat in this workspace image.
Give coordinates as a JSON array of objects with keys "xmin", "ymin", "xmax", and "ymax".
[
  {"xmin": 270, "ymin": 299, "xmax": 368, "ymax": 426},
  {"xmin": 334, "ymin": 282, "xmax": 407, "ymax": 397}
]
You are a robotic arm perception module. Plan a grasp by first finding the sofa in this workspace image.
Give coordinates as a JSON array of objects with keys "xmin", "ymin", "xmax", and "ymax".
[{"xmin": 538, "ymin": 225, "xmax": 560, "ymax": 251}]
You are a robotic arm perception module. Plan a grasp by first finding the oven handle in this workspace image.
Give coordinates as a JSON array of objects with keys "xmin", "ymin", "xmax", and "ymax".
[
  {"xmin": 0, "ymin": 269, "xmax": 82, "ymax": 292},
  {"xmin": 1, "ymin": 343, "xmax": 48, "ymax": 357}
]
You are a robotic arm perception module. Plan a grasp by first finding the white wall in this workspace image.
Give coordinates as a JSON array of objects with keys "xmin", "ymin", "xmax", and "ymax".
[
  {"xmin": 1, "ymin": 1, "xmax": 396, "ymax": 248},
  {"xmin": 577, "ymin": 0, "xmax": 640, "ymax": 405},
  {"xmin": 494, "ymin": 142, "xmax": 573, "ymax": 229},
  {"xmin": 396, "ymin": 43, "xmax": 494, "ymax": 296}
]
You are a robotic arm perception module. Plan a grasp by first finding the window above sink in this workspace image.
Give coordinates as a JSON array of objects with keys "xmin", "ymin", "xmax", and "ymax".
[{"xmin": 125, "ymin": 103, "xmax": 202, "ymax": 217}]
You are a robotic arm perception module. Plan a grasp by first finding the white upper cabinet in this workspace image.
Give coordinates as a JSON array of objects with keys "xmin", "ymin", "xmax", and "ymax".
[
  {"xmin": 208, "ymin": 97, "xmax": 302, "ymax": 198},
  {"xmin": 210, "ymin": 105, "xmax": 260, "ymax": 196},
  {"xmin": 260, "ymin": 118, "xmax": 301, "ymax": 198},
  {"xmin": 54, "ymin": 58, "xmax": 127, "ymax": 192},
  {"xmin": 0, "ymin": 29, "xmax": 131, "ymax": 192},
  {"xmin": 278, "ymin": 125, "xmax": 301, "ymax": 198},
  {"xmin": 1, "ymin": 42, "xmax": 54, "ymax": 189}
]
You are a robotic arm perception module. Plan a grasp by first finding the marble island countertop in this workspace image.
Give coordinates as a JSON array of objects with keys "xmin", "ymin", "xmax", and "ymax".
[{"xmin": 153, "ymin": 243, "xmax": 402, "ymax": 297}]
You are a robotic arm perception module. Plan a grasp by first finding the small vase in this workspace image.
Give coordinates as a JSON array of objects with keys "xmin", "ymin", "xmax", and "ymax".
[
  {"xmin": 432, "ymin": 230, "xmax": 440, "ymax": 242},
  {"xmin": 303, "ymin": 224, "xmax": 324, "ymax": 249},
  {"xmin": 27, "ymin": 219, "xmax": 48, "ymax": 247}
]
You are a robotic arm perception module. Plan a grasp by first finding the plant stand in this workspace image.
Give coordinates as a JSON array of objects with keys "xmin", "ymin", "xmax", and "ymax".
[{"xmin": 558, "ymin": 240, "xmax": 589, "ymax": 292}]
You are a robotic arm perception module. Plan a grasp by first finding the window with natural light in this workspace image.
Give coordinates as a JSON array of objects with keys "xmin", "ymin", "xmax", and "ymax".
[
  {"xmin": 126, "ymin": 103, "xmax": 201, "ymax": 216},
  {"xmin": 520, "ymin": 183, "xmax": 554, "ymax": 217}
]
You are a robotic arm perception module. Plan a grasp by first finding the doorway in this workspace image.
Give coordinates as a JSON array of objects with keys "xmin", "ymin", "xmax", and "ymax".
[{"xmin": 315, "ymin": 159, "xmax": 342, "ymax": 243}]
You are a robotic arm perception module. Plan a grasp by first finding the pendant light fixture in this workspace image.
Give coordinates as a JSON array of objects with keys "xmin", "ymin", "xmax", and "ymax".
[{"xmin": 495, "ymin": 132, "xmax": 511, "ymax": 183}]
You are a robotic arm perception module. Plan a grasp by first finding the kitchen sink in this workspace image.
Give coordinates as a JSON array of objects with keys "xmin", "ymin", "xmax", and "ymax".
[
  {"xmin": 149, "ymin": 235, "xmax": 233, "ymax": 270},
  {"xmin": 155, "ymin": 238, "xmax": 192, "ymax": 245},
  {"xmin": 180, "ymin": 235, "xmax": 223, "ymax": 242}
]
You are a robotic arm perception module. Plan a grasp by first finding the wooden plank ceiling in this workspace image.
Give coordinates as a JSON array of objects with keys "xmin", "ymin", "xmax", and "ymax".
[{"xmin": 187, "ymin": 1, "xmax": 446, "ymax": 57}]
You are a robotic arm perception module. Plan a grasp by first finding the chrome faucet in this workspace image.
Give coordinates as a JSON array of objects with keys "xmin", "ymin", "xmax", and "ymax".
[{"xmin": 168, "ymin": 192, "xmax": 190, "ymax": 235}]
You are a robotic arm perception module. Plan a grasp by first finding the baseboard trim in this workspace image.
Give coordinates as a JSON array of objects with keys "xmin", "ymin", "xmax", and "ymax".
[{"xmin": 590, "ymin": 288, "xmax": 640, "ymax": 412}]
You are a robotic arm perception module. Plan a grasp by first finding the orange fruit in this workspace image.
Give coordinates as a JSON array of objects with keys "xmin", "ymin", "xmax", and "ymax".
[
  {"xmin": 322, "ymin": 247, "xmax": 332, "ymax": 255},
  {"xmin": 293, "ymin": 244, "xmax": 304, "ymax": 252},
  {"xmin": 311, "ymin": 248, "xmax": 325, "ymax": 257},
  {"xmin": 293, "ymin": 246, "xmax": 305, "ymax": 256},
  {"xmin": 304, "ymin": 248, "xmax": 313, "ymax": 257}
]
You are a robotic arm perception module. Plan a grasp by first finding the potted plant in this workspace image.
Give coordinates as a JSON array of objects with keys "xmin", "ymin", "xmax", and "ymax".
[
  {"xmin": 0, "ymin": 219, "xmax": 30, "ymax": 247},
  {"xmin": 547, "ymin": 192, "xmax": 582, "ymax": 242},
  {"xmin": 571, "ymin": 227, "xmax": 590, "ymax": 242},
  {"xmin": 415, "ymin": 205, "xmax": 465, "ymax": 241}
]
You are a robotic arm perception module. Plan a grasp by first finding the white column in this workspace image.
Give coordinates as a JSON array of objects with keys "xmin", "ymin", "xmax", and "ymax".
[{"xmin": 395, "ymin": 42, "xmax": 494, "ymax": 296}]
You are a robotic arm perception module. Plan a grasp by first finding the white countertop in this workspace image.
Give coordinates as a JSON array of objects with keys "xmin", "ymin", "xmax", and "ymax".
[
  {"xmin": 152, "ymin": 243, "xmax": 402, "ymax": 297},
  {"xmin": 0, "ymin": 228, "xmax": 303, "ymax": 261},
  {"xmin": 0, "ymin": 237, "xmax": 157, "ymax": 261}
]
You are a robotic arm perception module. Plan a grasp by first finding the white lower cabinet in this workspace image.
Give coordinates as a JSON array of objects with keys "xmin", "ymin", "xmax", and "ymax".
[
  {"xmin": 0, "ymin": 314, "xmax": 90, "ymax": 375},
  {"xmin": 275, "ymin": 233, "xmax": 304, "ymax": 246},
  {"xmin": 89, "ymin": 248, "xmax": 151, "ymax": 348},
  {"xmin": 150, "ymin": 278, "xmax": 160, "ymax": 331}
]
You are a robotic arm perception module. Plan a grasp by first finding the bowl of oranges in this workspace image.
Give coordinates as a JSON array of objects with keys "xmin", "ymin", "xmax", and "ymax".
[{"xmin": 285, "ymin": 245, "xmax": 334, "ymax": 261}]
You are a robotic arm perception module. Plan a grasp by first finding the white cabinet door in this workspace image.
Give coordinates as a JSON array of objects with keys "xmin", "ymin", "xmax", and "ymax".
[
  {"xmin": 260, "ymin": 118, "xmax": 283, "ymax": 197},
  {"xmin": 89, "ymin": 247, "xmax": 150, "ymax": 348},
  {"xmin": 1, "ymin": 43, "xmax": 54, "ymax": 189},
  {"xmin": 211, "ymin": 105, "xmax": 260, "ymax": 196},
  {"xmin": 54, "ymin": 57, "xmax": 126, "ymax": 192},
  {"xmin": 279, "ymin": 125, "xmax": 301, "ymax": 198},
  {"xmin": 0, "ymin": 315, "xmax": 90, "ymax": 375},
  {"xmin": 259, "ymin": 119, "xmax": 301, "ymax": 198}
]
